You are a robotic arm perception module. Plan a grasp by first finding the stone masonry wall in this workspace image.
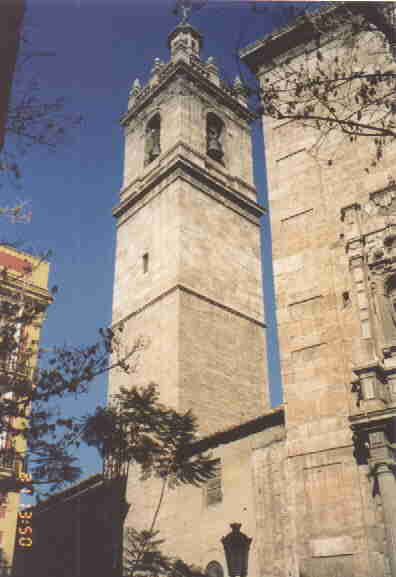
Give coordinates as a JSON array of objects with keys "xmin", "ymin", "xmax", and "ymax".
[
  {"xmin": 124, "ymin": 422, "xmax": 285, "ymax": 577},
  {"xmin": 253, "ymin": 21, "xmax": 396, "ymax": 577}
]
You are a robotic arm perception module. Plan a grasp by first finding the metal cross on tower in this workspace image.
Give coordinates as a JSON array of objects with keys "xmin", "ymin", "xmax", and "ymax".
[
  {"xmin": 174, "ymin": 0, "xmax": 192, "ymax": 25},
  {"xmin": 173, "ymin": 0, "xmax": 207, "ymax": 25}
]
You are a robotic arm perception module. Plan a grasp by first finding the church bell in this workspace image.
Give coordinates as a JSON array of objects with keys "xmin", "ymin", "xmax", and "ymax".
[{"xmin": 207, "ymin": 135, "xmax": 223, "ymax": 161}]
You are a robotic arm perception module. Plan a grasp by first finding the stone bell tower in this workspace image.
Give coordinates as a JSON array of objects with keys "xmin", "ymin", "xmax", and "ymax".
[{"xmin": 109, "ymin": 21, "xmax": 269, "ymax": 436}]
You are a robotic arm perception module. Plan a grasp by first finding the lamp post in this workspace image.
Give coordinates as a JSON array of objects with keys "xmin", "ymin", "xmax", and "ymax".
[{"xmin": 221, "ymin": 523, "xmax": 252, "ymax": 577}]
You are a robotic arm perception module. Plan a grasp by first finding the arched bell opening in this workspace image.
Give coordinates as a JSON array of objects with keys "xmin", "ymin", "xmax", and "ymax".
[
  {"xmin": 206, "ymin": 112, "xmax": 224, "ymax": 163},
  {"xmin": 145, "ymin": 113, "xmax": 161, "ymax": 165}
]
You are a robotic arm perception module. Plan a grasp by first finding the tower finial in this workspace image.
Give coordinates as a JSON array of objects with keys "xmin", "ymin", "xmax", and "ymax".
[{"xmin": 175, "ymin": 0, "xmax": 192, "ymax": 25}]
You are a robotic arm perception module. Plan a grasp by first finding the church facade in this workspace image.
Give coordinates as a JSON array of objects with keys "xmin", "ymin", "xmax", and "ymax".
[{"xmin": 109, "ymin": 5, "xmax": 396, "ymax": 577}]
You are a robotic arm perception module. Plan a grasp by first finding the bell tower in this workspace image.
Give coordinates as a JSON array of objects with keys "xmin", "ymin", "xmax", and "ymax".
[{"xmin": 109, "ymin": 21, "xmax": 269, "ymax": 435}]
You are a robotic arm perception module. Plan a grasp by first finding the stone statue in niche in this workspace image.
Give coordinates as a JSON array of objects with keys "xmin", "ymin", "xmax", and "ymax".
[
  {"xmin": 372, "ymin": 274, "xmax": 396, "ymax": 347},
  {"xmin": 146, "ymin": 115, "xmax": 161, "ymax": 164},
  {"xmin": 207, "ymin": 115, "xmax": 224, "ymax": 162},
  {"xmin": 367, "ymin": 244, "xmax": 385, "ymax": 266},
  {"xmin": 386, "ymin": 275, "xmax": 396, "ymax": 331}
]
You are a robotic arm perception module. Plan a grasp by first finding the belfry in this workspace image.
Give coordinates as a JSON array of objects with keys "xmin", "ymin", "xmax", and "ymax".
[{"xmin": 109, "ymin": 19, "xmax": 269, "ymax": 435}]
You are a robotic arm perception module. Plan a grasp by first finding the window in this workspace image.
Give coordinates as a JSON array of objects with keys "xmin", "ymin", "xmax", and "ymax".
[
  {"xmin": 145, "ymin": 113, "xmax": 161, "ymax": 165},
  {"xmin": 205, "ymin": 458, "xmax": 222, "ymax": 506},
  {"xmin": 143, "ymin": 253, "xmax": 149, "ymax": 274}
]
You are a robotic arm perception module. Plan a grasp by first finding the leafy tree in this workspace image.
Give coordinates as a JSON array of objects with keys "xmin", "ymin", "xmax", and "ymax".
[
  {"xmin": 82, "ymin": 383, "xmax": 215, "ymax": 577},
  {"xmin": 83, "ymin": 384, "xmax": 214, "ymax": 488},
  {"xmin": 123, "ymin": 528, "xmax": 204, "ymax": 577}
]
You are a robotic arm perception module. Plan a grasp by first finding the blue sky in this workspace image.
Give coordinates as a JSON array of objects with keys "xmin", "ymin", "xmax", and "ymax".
[{"xmin": 4, "ymin": 0, "xmax": 292, "ymax": 489}]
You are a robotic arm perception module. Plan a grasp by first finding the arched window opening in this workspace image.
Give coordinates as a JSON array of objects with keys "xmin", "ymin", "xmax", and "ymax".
[
  {"xmin": 206, "ymin": 561, "xmax": 224, "ymax": 577},
  {"xmin": 206, "ymin": 113, "xmax": 224, "ymax": 162},
  {"xmin": 145, "ymin": 113, "xmax": 161, "ymax": 165}
]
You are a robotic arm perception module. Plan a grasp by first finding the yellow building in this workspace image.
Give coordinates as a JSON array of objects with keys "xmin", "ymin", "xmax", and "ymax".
[{"xmin": 0, "ymin": 245, "xmax": 51, "ymax": 576}]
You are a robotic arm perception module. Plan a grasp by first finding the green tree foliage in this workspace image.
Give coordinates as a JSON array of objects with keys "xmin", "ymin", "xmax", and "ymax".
[
  {"xmin": 123, "ymin": 528, "xmax": 204, "ymax": 577},
  {"xmin": 82, "ymin": 384, "xmax": 215, "ymax": 487}
]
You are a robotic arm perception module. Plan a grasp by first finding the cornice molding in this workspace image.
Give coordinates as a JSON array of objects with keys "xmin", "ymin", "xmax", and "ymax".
[
  {"xmin": 349, "ymin": 406, "xmax": 396, "ymax": 428},
  {"xmin": 185, "ymin": 407, "xmax": 285, "ymax": 455},
  {"xmin": 0, "ymin": 276, "xmax": 52, "ymax": 306},
  {"xmin": 113, "ymin": 146, "xmax": 265, "ymax": 226},
  {"xmin": 119, "ymin": 139, "xmax": 258, "ymax": 201},
  {"xmin": 240, "ymin": 3, "xmax": 391, "ymax": 75}
]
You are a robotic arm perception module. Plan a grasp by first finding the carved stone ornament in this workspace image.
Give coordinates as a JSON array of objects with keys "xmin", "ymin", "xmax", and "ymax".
[
  {"xmin": 341, "ymin": 187, "xmax": 396, "ymax": 407},
  {"xmin": 129, "ymin": 78, "xmax": 141, "ymax": 97},
  {"xmin": 151, "ymin": 57, "xmax": 164, "ymax": 76},
  {"xmin": 363, "ymin": 182, "xmax": 396, "ymax": 217},
  {"xmin": 369, "ymin": 266, "xmax": 396, "ymax": 350},
  {"xmin": 174, "ymin": 76, "xmax": 195, "ymax": 97}
]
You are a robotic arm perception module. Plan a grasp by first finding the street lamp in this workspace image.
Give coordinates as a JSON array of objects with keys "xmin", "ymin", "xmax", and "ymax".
[{"xmin": 221, "ymin": 523, "xmax": 252, "ymax": 577}]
